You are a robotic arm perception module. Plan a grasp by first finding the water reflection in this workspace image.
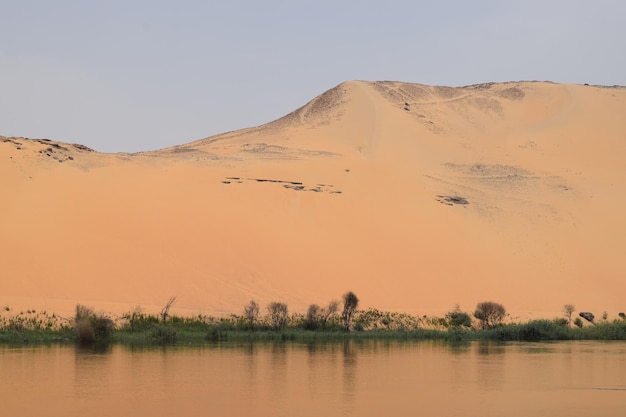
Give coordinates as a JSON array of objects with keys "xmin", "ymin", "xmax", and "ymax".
[
  {"xmin": 342, "ymin": 340, "xmax": 357, "ymax": 404},
  {"xmin": 2, "ymin": 341, "xmax": 626, "ymax": 417},
  {"xmin": 73, "ymin": 344, "xmax": 114, "ymax": 401},
  {"xmin": 477, "ymin": 340, "xmax": 506, "ymax": 355}
]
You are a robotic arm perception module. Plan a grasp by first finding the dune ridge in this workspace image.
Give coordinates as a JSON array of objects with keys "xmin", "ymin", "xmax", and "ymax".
[{"xmin": 2, "ymin": 80, "xmax": 625, "ymax": 320}]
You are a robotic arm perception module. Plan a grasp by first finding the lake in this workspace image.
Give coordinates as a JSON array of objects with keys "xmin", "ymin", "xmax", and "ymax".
[{"xmin": 1, "ymin": 340, "xmax": 625, "ymax": 416}]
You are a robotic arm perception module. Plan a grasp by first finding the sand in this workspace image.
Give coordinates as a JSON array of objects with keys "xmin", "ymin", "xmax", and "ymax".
[{"xmin": 1, "ymin": 80, "xmax": 625, "ymax": 321}]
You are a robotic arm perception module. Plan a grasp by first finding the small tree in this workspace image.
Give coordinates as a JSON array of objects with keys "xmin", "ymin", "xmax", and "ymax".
[
  {"xmin": 341, "ymin": 292, "xmax": 359, "ymax": 332},
  {"xmin": 243, "ymin": 300, "xmax": 260, "ymax": 329},
  {"xmin": 474, "ymin": 301, "xmax": 506, "ymax": 329},
  {"xmin": 563, "ymin": 304, "xmax": 576, "ymax": 326},
  {"xmin": 267, "ymin": 302, "xmax": 288, "ymax": 331}
]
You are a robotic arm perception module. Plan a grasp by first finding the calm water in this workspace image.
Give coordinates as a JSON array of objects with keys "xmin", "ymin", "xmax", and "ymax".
[{"xmin": 1, "ymin": 340, "xmax": 625, "ymax": 417}]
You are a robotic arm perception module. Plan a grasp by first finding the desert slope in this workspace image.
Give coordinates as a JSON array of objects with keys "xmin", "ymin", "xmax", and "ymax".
[{"xmin": 1, "ymin": 80, "xmax": 625, "ymax": 320}]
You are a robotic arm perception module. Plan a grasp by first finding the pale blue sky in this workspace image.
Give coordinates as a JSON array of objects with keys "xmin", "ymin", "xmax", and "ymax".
[{"xmin": 1, "ymin": 1, "xmax": 624, "ymax": 152}]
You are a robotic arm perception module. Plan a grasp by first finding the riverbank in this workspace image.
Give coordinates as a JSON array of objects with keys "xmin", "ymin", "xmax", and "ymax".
[{"xmin": 2, "ymin": 307, "xmax": 626, "ymax": 345}]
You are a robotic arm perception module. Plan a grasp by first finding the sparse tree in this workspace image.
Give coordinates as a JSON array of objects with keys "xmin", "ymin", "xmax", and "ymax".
[
  {"xmin": 563, "ymin": 304, "xmax": 576, "ymax": 326},
  {"xmin": 267, "ymin": 302, "xmax": 288, "ymax": 331},
  {"xmin": 243, "ymin": 300, "xmax": 260, "ymax": 329},
  {"xmin": 160, "ymin": 296, "xmax": 176, "ymax": 323},
  {"xmin": 305, "ymin": 300, "xmax": 339, "ymax": 330},
  {"xmin": 474, "ymin": 301, "xmax": 506, "ymax": 329},
  {"xmin": 341, "ymin": 292, "xmax": 359, "ymax": 332},
  {"xmin": 321, "ymin": 300, "xmax": 339, "ymax": 329}
]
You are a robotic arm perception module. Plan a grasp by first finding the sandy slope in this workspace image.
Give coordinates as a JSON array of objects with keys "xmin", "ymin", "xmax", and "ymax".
[{"xmin": 1, "ymin": 80, "xmax": 625, "ymax": 320}]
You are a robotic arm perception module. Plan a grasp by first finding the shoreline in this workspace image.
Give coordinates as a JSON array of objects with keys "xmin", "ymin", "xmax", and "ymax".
[{"xmin": 2, "ymin": 306, "xmax": 625, "ymax": 345}]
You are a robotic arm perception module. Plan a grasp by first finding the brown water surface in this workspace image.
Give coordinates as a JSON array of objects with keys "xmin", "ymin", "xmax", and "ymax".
[{"xmin": 1, "ymin": 340, "xmax": 625, "ymax": 416}]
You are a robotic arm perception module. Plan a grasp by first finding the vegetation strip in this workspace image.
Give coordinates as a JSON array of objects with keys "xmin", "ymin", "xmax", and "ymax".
[{"xmin": 2, "ymin": 295, "xmax": 625, "ymax": 346}]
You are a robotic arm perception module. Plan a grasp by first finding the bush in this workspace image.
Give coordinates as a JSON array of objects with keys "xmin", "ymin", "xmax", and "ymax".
[
  {"xmin": 485, "ymin": 320, "xmax": 573, "ymax": 341},
  {"xmin": 206, "ymin": 320, "xmax": 234, "ymax": 341},
  {"xmin": 150, "ymin": 325, "xmax": 177, "ymax": 343},
  {"xmin": 74, "ymin": 304, "xmax": 114, "ymax": 345},
  {"xmin": 304, "ymin": 304, "xmax": 322, "ymax": 330},
  {"xmin": 75, "ymin": 319, "xmax": 95, "ymax": 344},
  {"xmin": 581, "ymin": 321, "xmax": 626, "ymax": 340},
  {"xmin": 553, "ymin": 318, "xmax": 568, "ymax": 327},
  {"xmin": 446, "ymin": 307, "xmax": 472, "ymax": 328},
  {"xmin": 206, "ymin": 327, "xmax": 225, "ymax": 342},
  {"xmin": 122, "ymin": 307, "xmax": 160, "ymax": 332},
  {"xmin": 91, "ymin": 315, "xmax": 114, "ymax": 340},
  {"xmin": 474, "ymin": 301, "xmax": 506, "ymax": 329}
]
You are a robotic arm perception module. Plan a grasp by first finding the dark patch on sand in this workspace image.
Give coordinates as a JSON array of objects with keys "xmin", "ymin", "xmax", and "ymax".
[
  {"xmin": 222, "ymin": 177, "xmax": 342, "ymax": 195},
  {"xmin": 436, "ymin": 195, "xmax": 469, "ymax": 206}
]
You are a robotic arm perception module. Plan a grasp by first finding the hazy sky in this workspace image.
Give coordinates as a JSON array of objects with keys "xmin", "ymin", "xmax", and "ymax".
[{"xmin": 2, "ymin": 1, "xmax": 625, "ymax": 153}]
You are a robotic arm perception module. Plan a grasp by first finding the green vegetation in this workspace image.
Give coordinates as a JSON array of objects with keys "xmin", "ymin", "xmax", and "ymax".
[
  {"xmin": 2, "ymin": 296, "xmax": 626, "ymax": 346},
  {"xmin": 446, "ymin": 306, "xmax": 473, "ymax": 328},
  {"xmin": 0, "ymin": 308, "xmax": 74, "ymax": 343},
  {"xmin": 74, "ymin": 304, "xmax": 114, "ymax": 345}
]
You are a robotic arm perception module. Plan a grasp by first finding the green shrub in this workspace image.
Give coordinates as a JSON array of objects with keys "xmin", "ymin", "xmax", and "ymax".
[
  {"xmin": 484, "ymin": 320, "xmax": 573, "ymax": 341},
  {"xmin": 150, "ymin": 325, "xmax": 177, "ymax": 343},
  {"xmin": 206, "ymin": 327, "xmax": 226, "ymax": 342},
  {"xmin": 91, "ymin": 315, "xmax": 114, "ymax": 340},
  {"xmin": 75, "ymin": 319, "xmax": 95, "ymax": 344},
  {"xmin": 122, "ymin": 307, "xmax": 160, "ymax": 332},
  {"xmin": 446, "ymin": 310, "xmax": 472, "ymax": 328},
  {"xmin": 304, "ymin": 304, "xmax": 322, "ymax": 330},
  {"xmin": 74, "ymin": 304, "xmax": 114, "ymax": 345},
  {"xmin": 581, "ymin": 322, "xmax": 626, "ymax": 340}
]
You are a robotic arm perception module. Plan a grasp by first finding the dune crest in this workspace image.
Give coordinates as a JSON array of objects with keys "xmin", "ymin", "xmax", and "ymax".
[{"xmin": 2, "ymin": 81, "xmax": 625, "ymax": 320}]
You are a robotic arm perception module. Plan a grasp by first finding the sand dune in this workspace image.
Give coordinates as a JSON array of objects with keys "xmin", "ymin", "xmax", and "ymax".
[{"xmin": 2, "ymin": 80, "xmax": 625, "ymax": 320}]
